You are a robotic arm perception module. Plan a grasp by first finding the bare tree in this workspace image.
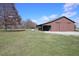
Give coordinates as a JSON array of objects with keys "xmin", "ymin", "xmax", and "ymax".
[
  {"xmin": 22, "ymin": 19, "xmax": 37, "ymax": 29},
  {"xmin": 0, "ymin": 3, "xmax": 21, "ymax": 31}
]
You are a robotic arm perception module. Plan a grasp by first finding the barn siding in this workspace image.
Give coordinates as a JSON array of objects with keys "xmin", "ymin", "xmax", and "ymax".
[{"xmin": 43, "ymin": 18, "xmax": 75, "ymax": 31}]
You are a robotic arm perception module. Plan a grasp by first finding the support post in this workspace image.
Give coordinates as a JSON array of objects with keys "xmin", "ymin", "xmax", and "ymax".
[{"xmin": 42, "ymin": 25, "xmax": 43, "ymax": 31}]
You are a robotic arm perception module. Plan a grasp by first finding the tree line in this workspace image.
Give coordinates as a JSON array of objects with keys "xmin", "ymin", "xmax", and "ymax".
[
  {"xmin": 21, "ymin": 19, "xmax": 37, "ymax": 29},
  {"xmin": 0, "ymin": 19, "xmax": 37, "ymax": 30}
]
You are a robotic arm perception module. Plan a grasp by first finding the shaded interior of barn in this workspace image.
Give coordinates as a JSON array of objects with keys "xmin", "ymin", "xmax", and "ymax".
[{"xmin": 37, "ymin": 25, "xmax": 51, "ymax": 31}]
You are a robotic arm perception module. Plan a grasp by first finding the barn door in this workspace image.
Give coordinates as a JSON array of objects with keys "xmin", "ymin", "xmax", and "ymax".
[
  {"xmin": 55, "ymin": 22, "xmax": 61, "ymax": 31},
  {"xmin": 59, "ymin": 22, "xmax": 71, "ymax": 31}
]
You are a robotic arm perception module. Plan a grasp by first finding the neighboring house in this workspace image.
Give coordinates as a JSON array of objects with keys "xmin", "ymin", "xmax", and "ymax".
[{"xmin": 37, "ymin": 16, "xmax": 76, "ymax": 31}]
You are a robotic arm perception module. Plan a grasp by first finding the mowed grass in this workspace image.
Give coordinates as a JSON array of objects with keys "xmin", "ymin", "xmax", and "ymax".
[{"xmin": 0, "ymin": 29, "xmax": 79, "ymax": 56}]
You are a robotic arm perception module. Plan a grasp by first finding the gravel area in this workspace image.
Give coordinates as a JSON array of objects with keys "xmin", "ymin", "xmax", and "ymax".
[{"xmin": 44, "ymin": 31, "xmax": 79, "ymax": 36}]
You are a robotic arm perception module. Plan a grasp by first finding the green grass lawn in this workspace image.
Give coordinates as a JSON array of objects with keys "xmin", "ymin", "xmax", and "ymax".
[{"xmin": 0, "ymin": 29, "xmax": 79, "ymax": 56}]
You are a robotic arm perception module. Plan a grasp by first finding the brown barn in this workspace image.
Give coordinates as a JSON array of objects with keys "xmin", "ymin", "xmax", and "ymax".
[{"xmin": 37, "ymin": 16, "xmax": 76, "ymax": 31}]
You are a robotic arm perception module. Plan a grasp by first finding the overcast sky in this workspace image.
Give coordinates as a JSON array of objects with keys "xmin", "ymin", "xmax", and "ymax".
[{"xmin": 15, "ymin": 3, "xmax": 79, "ymax": 27}]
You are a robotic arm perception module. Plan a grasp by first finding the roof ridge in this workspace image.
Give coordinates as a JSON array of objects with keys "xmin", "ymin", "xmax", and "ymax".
[{"xmin": 37, "ymin": 16, "xmax": 75, "ymax": 26}]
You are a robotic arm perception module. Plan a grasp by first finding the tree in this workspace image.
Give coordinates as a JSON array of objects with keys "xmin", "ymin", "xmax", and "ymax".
[
  {"xmin": 0, "ymin": 3, "xmax": 21, "ymax": 31},
  {"xmin": 22, "ymin": 19, "xmax": 37, "ymax": 29}
]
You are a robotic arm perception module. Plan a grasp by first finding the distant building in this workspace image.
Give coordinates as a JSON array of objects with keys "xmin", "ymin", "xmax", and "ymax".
[
  {"xmin": 0, "ymin": 3, "xmax": 21, "ymax": 29},
  {"xmin": 37, "ymin": 16, "xmax": 76, "ymax": 31}
]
